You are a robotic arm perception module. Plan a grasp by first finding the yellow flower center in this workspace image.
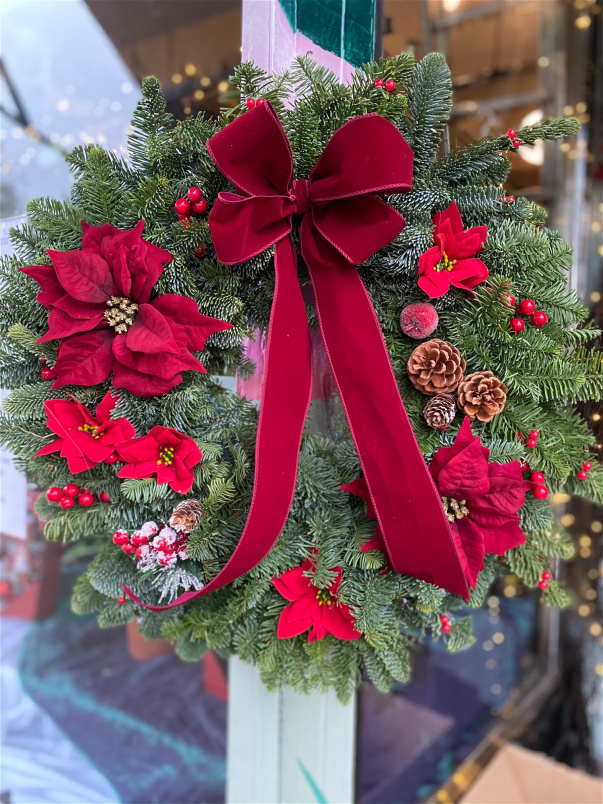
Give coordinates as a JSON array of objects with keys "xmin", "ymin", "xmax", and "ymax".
[
  {"xmin": 104, "ymin": 296, "xmax": 139, "ymax": 334},
  {"xmin": 77, "ymin": 422, "xmax": 103, "ymax": 439},
  {"xmin": 435, "ymin": 252, "xmax": 457, "ymax": 272},
  {"xmin": 315, "ymin": 588, "xmax": 334, "ymax": 607},
  {"xmin": 441, "ymin": 496, "xmax": 469, "ymax": 522},
  {"xmin": 157, "ymin": 445, "xmax": 175, "ymax": 466}
]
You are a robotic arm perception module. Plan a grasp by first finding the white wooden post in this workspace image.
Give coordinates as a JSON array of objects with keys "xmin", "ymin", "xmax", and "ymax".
[{"xmin": 227, "ymin": 2, "xmax": 377, "ymax": 802}]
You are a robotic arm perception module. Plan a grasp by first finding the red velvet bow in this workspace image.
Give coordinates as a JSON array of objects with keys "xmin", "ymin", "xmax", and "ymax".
[{"xmin": 124, "ymin": 103, "xmax": 470, "ymax": 611}]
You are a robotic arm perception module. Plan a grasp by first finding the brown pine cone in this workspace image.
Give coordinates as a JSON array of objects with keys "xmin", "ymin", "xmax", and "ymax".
[
  {"xmin": 407, "ymin": 339, "xmax": 466, "ymax": 395},
  {"xmin": 457, "ymin": 371, "xmax": 507, "ymax": 422},
  {"xmin": 169, "ymin": 499, "xmax": 204, "ymax": 533},
  {"xmin": 424, "ymin": 393, "xmax": 457, "ymax": 430}
]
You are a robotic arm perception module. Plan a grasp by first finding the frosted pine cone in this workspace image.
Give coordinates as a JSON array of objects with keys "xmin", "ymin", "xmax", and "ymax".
[
  {"xmin": 457, "ymin": 371, "xmax": 507, "ymax": 422},
  {"xmin": 424, "ymin": 393, "xmax": 457, "ymax": 430},
  {"xmin": 169, "ymin": 499, "xmax": 204, "ymax": 533},
  {"xmin": 407, "ymin": 339, "xmax": 466, "ymax": 395}
]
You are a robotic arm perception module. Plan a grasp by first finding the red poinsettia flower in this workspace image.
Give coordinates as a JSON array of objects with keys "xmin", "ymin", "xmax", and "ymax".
[
  {"xmin": 428, "ymin": 417, "xmax": 533, "ymax": 587},
  {"xmin": 35, "ymin": 391, "xmax": 135, "ymax": 473},
  {"xmin": 117, "ymin": 425, "xmax": 202, "ymax": 494},
  {"xmin": 21, "ymin": 221, "xmax": 232, "ymax": 396},
  {"xmin": 418, "ymin": 203, "xmax": 489, "ymax": 298},
  {"xmin": 340, "ymin": 478, "xmax": 391, "ymax": 570},
  {"xmin": 273, "ymin": 558, "xmax": 361, "ymax": 642}
]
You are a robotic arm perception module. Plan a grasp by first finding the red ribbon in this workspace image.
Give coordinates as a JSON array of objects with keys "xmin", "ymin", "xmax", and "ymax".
[{"xmin": 124, "ymin": 104, "xmax": 469, "ymax": 611}]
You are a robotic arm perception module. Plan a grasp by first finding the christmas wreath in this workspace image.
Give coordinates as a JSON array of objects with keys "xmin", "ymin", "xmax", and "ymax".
[{"xmin": 1, "ymin": 54, "xmax": 602, "ymax": 700}]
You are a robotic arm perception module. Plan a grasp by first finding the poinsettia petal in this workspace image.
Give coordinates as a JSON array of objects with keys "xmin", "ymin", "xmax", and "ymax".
[
  {"xmin": 111, "ymin": 359, "xmax": 183, "ymax": 396},
  {"xmin": 112, "ymin": 333, "xmax": 200, "ymax": 381},
  {"xmin": 117, "ymin": 459, "xmax": 161, "ymax": 480},
  {"xmin": 52, "ymin": 331, "xmax": 114, "ymax": 388},
  {"xmin": 116, "ymin": 434, "xmax": 159, "ymax": 464},
  {"xmin": 37, "ymin": 306, "xmax": 104, "ymax": 343},
  {"xmin": 482, "ymin": 520, "xmax": 526, "ymax": 555},
  {"xmin": 435, "ymin": 438, "xmax": 491, "ymax": 499},
  {"xmin": 125, "ymin": 304, "xmax": 180, "ymax": 355},
  {"xmin": 418, "ymin": 245, "xmax": 443, "ymax": 277},
  {"xmin": 449, "ymin": 258, "xmax": 489, "ymax": 291},
  {"xmin": 20, "ymin": 265, "xmax": 66, "ymax": 308},
  {"xmin": 277, "ymin": 605, "xmax": 314, "ymax": 639},
  {"xmin": 273, "ymin": 567, "xmax": 310, "ymax": 601},
  {"xmin": 434, "ymin": 202, "xmax": 464, "ymax": 236},
  {"xmin": 448, "ymin": 226, "xmax": 488, "ymax": 260},
  {"xmin": 81, "ymin": 222, "xmax": 122, "ymax": 254},
  {"xmin": 94, "ymin": 391, "xmax": 118, "ymax": 425},
  {"xmin": 321, "ymin": 603, "xmax": 361, "ymax": 641},
  {"xmin": 149, "ymin": 294, "xmax": 232, "ymax": 351},
  {"xmin": 48, "ymin": 250, "xmax": 113, "ymax": 303},
  {"xmin": 52, "ymin": 293, "xmax": 107, "ymax": 321},
  {"xmin": 418, "ymin": 273, "xmax": 451, "ymax": 299},
  {"xmin": 112, "ymin": 246, "xmax": 133, "ymax": 298},
  {"xmin": 166, "ymin": 457, "xmax": 194, "ymax": 494},
  {"xmin": 64, "ymin": 454, "xmax": 97, "ymax": 474},
  {"xmin": 35, "ymin": 439, "xmax": 62, "ymax": 458}
]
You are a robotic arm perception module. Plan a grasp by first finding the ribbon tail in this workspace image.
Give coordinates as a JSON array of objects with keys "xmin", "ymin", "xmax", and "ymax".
[
  {"xmin": 123, "ymin": 239, "xmax": 313, "ymax": 610},
  {"xmin": 304, "ymin": 227, "xmax": 470, "ymax": 599}
]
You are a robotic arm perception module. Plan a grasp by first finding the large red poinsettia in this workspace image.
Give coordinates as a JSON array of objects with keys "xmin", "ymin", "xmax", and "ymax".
[
  {"xmin": 273, "ymin": 558, "xmax": 361, "ymax": 642},
  {"xmin": 344, "ymin": 418, "xmax": 533, "ymax": 590},
  {"xmin": 21, "ymin": 221, "xmax": 232, "ymax": 396},
  {"xmin": 117, "ymin": 425, "xmax": 202, "ymax": 494},
  {"xmin": 418, "ymin": 203, "xmax": 489, "ymax": 298},
  {"xmin": 35, "ymin": 391, "xmax": 135, "ymax": 473},
  {"xmin": 428, "ymin": 417, "xmax": 533, "ymax": 587}
]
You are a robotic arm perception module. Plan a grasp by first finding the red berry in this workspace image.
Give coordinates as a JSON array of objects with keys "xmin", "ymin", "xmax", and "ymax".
[
  {"xmin": 533, "ymin": 485, "xmax": 549, "ymax": 500},
  {"xmin": 105, "ymin": 452, "xmax": 119, "ymax": 465},
  {"xmin": 577, "ymin": 470, "xmax": 589, "ymax": 480},
  {"xmin": 374, "ymin": 78, "xmax": 384, "ymax": 88},
  {"xmin": 178, "ymin": 214, "xmax": 192, "ymax": 226},
  {"xmin": 135, "ymin": 547, "xmax": 144, "ymax": 557},
  {"xmin": 122, "ymin": 543, "xmax": 136, "ymax": 554},
  {"xmin": 112, "ymin": 531, "xmax": 129, "ymax": 546},
  {"xmin": 46, "ymin": 487, "xmax": 62, "ymax": 502},
  {"xmin": 39, "ymin": 356, "xmax": 47, "ymax": 365},
  {"xmin": 256, "ymin": 98, "xmax": 265, "ymax": 105},
  {"xmin": 526, "ymin": 438, "xmax": 538, "ymax": 449},
  {"xmin": 542, "ymin": 571, "xmax": 552, "ymax": 581},
  {"xmin": 530, "ymin": 311, "xmax": 547, "ymax": 327},
  {"xmin": 518, "ymin": 299, "xmax": 535, "ymax": 316},
  {"xmin": 528, "ymin": 430, "xmax": 540, "ymax": 440},
  {"xmin": 40, "ymin": 367, "xmax": 54, "ymax": 380},
  {"xmin": 583, "ymin": 461, "xmax": 593, "ymax": 471},
  {"xmin": 510, "ymin": 317, "xmax": 525, "ymax": 332},
  {"xmin": 538, "ymin": 580, "xmax": 548, "ymax": 590},
  {"xmin": 117, "ymin": 596, "xmax": 127, "ymax": 606},
  {"xmin": 245, "ymin": 98, "xmax": 256, "ymax": 109},
  {"xmin": 519, "ymin": 459, "xmax": 530, "ymax": 472},
  {"xmin": 385, "ymin": 79, "xmax": 396, "ymax": 92},
  {"xmin": 441, "ymin": 623, "xmax": 451, "ymax": 633},
  {"xmin": 192, "ymin": 199, "xmax": 208, "ymax": 214},
  {"xmin": 131, "ymin": 533, "xmax": 148, "ymax": 546},
  {"xmin": 506, "ymin": 195, "xmax": 515, "ymax": 203},
  {"xmin": 512, "ymin": 139, "xmax": 521, "ymax": 149},
  {"xmin": 78, "ymin": 493, "xmax": 94, "ymax": 507},
  {"xmin": 63, "ymin": 483, "xmax": 79, "ymax": 498},
  {"xmin": 440, "ymin": 614, "xmax": 450, "ymax": 624},
  {"xmin": 187, "ymin": 186, "xmax": 202, "ymax": 202},
  {"xmin": 194, "ymin": 243, "xmax": 207, "ymax": 259},
  {"xmin": 504, "ymin": 294, "xmax": 516, "ymax": 307},
  {"xmin": 531, "ymin": 471, "xmax": 545, "ymax": 483},
  {"xmin": 174, "ymin": 198, "xmax": 190, "ymax": 215},
  {"xmin": 400, "ymin": 302, "xmax": 439, "ymax": 339},
  {"xmin": 59, "ymin": 496, "xmax": 75, "ymax": 509},
  {"xmin": 99, "ymin": 491, "xmax": 111, "ymax": 503},
  {"xmin": 507, "ymin": 129, "xmax": 517, "ymax": 139}
]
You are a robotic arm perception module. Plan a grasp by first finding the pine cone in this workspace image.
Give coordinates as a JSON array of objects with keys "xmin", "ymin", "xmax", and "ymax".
[
  {"xmin": 169, "ymin": 499, "xmax": 204, "ymax": 533},
  {"xmin": 407, "ymin": 339, "xmax": 466, "ymax": 395},
  {"xmin": 457, "ymin": 371, "xmax": 507, "ymax": 422},
  {"xmin": 424, "ymin": 393, "xmax": 457, "ymax": 430}
]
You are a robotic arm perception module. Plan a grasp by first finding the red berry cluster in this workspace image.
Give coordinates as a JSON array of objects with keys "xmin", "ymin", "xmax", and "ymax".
[
  {"xmin": 526, "ymin": 429, "xmax": 540, "ymax": 449},
  {"xmin": 538, "ymin": 570, "xmax": 552, "ymax": 591},
  {"xmin": 440, "ymin": 614, "xmax": 451, "ymax": 633},
  {"xmin": 174, "ymin": 186, "xmax": 208, "ymax": 224},
  {"xmin": 244, "ymin": 97, "xmax": 265, "ymax": 109},
  {"xmin": 578, "ymin": 461, "xmax": 593, "ymax": 481},
  {"xmin": 374, "ymin": 78, "xmax": 396, "ymax": 92},
  {"xmin": 506, "ymin": 128, "xmax": 522, "ymax": 149},
  {"xmin": 46, "ymin": 485, "xmax": 110, "ymax": 509},
  {"xmin": 500, "ymin": 195, "xmax": 516, "ymax": 203},
  {"xmin": 509, "ymin": 298, "xmax": 548, "ymax": 332}
]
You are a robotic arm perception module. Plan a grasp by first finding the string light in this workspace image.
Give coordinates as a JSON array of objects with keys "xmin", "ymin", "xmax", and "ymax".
[
  {"xmin": 184, "ymin": 64, "xmax": 197, "ymax": 77},
  {"xmin": 172, "ymin": 73, "xmax": 183, "ymax": 84},
  {"xmin": 217, "ymin": 80, "xmax": 230, "ymax": 92},
  {"xmin": 578, "ymin": 604, "xmax": 591, "ymax": 616},
  {"xmin": 194, "ymin": 90, "xmax": 205, "ymax": 100},
  {"xmin": 590, "ymin": 622, "xmax": 602, "ymax": 636}
]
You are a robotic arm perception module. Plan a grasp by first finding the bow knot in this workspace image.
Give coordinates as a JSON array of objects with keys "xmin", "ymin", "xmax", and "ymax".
[{"xmin": 291, "ymin": 179, "xmax": 310, "ymax": 217}]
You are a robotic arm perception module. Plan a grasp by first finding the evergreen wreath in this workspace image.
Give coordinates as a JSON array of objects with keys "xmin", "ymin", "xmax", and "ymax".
[{"xmin": 1, "ymin": 53, "xmax": 602, "ymax": 701}]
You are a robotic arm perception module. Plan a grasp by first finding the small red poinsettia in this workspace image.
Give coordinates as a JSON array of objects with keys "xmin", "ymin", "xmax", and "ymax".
[
  {"xmin": 418, "ymin": 203, "xmax": 489, "ymax": 298},
  {"xmin": 340, "ymin": 478, "xmax": 391, "ymax": 569},
  {"xmin": 273, "ymin": 557, "xmax": 361, "ymax": 642},
  {"xmin": 35, "ymin": 391, "xmax": 135, "ymax": 473},
  {"xmin": 428, "ymin": 417, "xmax": 533, "ymax": 587},
  {"xmin": 21, "ymin": 221, "xmax": 232, "ymax": 396},
  {"xmin": 117, "ymin": 425, "xmax": 202, "ymax": 494}
]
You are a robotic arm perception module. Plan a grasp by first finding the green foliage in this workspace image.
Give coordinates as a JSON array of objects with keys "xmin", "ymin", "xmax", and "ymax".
[{"xmin": 0, "ymin": 54, "xmax": 599, "ymax": 700}]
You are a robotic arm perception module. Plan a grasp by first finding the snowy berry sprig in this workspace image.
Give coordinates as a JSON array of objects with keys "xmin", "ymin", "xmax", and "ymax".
[{"xmin": 112, "ymin": 521, "xmax": 191, "ymax": 568}]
